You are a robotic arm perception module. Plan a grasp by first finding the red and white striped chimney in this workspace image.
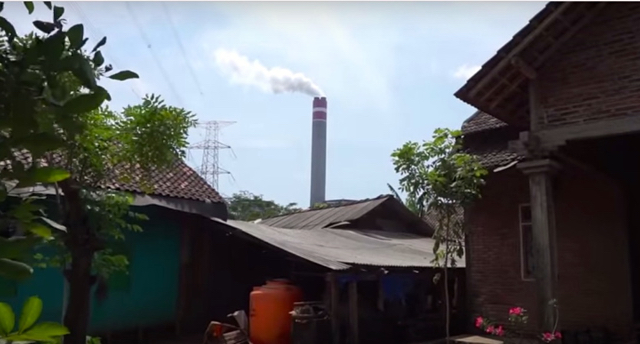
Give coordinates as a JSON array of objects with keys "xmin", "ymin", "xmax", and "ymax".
[{"xmin": 310, "ymin": 97, "xmax": 327, "ymax": 207}]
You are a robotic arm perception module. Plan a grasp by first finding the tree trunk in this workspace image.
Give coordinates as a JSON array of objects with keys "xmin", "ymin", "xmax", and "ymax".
[
  {"xmin": 63, "ymin": 249, "xmax": 93, "ymax": 344},
  {"xmin": 58, "ymin": 180, "xmax": 99, "ymax": 344},
  {"xmin": 444, "ymin": 239, "xmax": 451, "ymax": 342}
]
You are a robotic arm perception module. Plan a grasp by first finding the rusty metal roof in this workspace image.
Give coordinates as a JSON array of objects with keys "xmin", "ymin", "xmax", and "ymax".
[
  {"xmin": 259, "ymin": 195, "xmax": 390, "ymax": 229},
  {"xmin": 455, "ymin": 2, "xmax": 607, "ymax": 127},
  {"xmin": 215, "ymin": 219, "xmax": 460, "ymax": 270}
]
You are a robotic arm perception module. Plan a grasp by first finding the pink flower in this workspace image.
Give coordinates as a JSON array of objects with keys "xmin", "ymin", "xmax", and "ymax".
[
  {"xmin": 486, "ymin": 325, "xmax": 495, "ymax": 334},
  {"xmin": 509, "ymin": 307, "xmax": 524, "ymax": 316},
  {"xmin": 542, "ymin": 332, "xmax": 556, "ymax": 343},
  {"xmin": 555, "ymin": 332, "xmax": 562, "ymax": 339},
  {"xmin": 475, "ymin": 316, "xmax": 484, "ymax": 328},
  {"xmin": 495, "ymin": 325, "xmax": 505, "ymax": 337}
]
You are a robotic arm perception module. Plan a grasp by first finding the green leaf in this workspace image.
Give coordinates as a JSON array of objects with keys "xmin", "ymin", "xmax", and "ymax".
[
  {"xmin": 24, "ymin": 1, "xmax": 34, "ymax": 14},
  {"xmin": 0, "ymin": 16, "xmax": 16, "ymax": 39},
  {"xmin": 0, "ymin": 237, "xmax": 42, "ymax": 260},
  {"xmin": 91, "ymin": 36, "xmax": 106, "ymax": 53},
  {"xmin": 26, "ymin": 223, "xmax": 52, "ymax": 240},
  {"xmin": 62, "ymin": 92, "xmax": 106, "ymax": 114},
  {"xmin": 0, "ymin": 302, "xmax": 15, "ymax": 335},
  {"xmin": 43, "ymin": 1, "xmax": 51, "ymax": 9},
  {"xmin": 108, "ymin": 70, "xmax": 139, "ymax": 81},
  {"xmin": 53, "ymin": 5, "xmax": 64, "ymax": 22},
  {"xmin": 40, "ymin": 217, "xmax": 67, "ymax": 232},
  {"xmin": 92, "ymin": 50, "xmax": 104, "ymax": 67},
  {"xmin": 96, "ymin": 86, "xmax": 112, "ymax": 101},
  {"xmin": 23, "ymin": 321, "xmax": 69, "ymax": 338},
  {"xmin": 32, "ymin": 167, "xmax": 70, "ymax": 183},
  {"xmin": 41, "ymin": 30, "xmax": 66, "ymax": 61},
  {"xmin": 0, "ymin": 2, "xmax": 4, "ymax": 13},
  {"xmin": 33, "ymin": 20, "xmax": 56, "ymax": 34},
  {"xmin": 66, "ymin": 24, "xmax": 84, "ymax": 49},
  {"xmin": 0, "ymin": 258, "xmax": 33, "ymax": 281},
  {"xmin": 18, "ymin": 296, "xmax": 43, "ymax": 333}
]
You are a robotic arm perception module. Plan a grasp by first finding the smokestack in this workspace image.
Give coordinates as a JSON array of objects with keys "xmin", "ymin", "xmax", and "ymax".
[{"xmin": 310, "ymin": 97, "xmax": 327, "ymax": 207}]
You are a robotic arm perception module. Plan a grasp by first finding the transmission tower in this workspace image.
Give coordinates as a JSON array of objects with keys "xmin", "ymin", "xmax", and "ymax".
[{"xmin": 190, "ymin": 121, "xmax": 236, "ymax": 191}]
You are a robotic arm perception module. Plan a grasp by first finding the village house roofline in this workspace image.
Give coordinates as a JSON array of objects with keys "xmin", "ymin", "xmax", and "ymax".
[
  {"xmin": 259, "ymin": 194, "xmax": 435, "ymax": 236},
  {"xmin": 1, "ymin": 150, "xmax": 225, "ymax": 205},
  {"xmin": 214, "ymin": 218, "xmax": 460, "ymax": 270},
  {"xmin": 454, "ymin": 2, "xmax": 607, "ymax": 128}
]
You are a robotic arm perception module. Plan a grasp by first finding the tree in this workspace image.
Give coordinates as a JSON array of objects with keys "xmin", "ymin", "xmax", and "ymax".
[
  {"xmin": 1, "ymin": 3, "xmax": 196, "ymax": 343},
  {"xmin": 391, "ymin": 128, "xmax": 487, "ymax": 341},
  {"xmin": 227, "ymin": 191, "xmax": 301, "ymax": 221}
]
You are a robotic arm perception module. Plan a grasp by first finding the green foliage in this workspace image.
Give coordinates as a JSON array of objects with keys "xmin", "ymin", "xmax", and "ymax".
[
  {"xmin": 392, "ymin": 128, "xmax": 487, "ymax": 266},
  {"xmin": 391, "ymin": 127, "xmax": 487, "ymax": 339},
  {"xmin": 228, "ymin": 191, "xmax": 302, "ymax": 221},
  {"xmin": 0, "ymin": 296, "xmax": 69, "ymax": 343},
  {"xmin": 0, "ymin": 0, "xmax": 138, "ymax": 282}
]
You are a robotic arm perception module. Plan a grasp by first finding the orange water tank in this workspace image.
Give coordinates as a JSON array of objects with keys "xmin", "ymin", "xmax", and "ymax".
[{"xmin": 249, "ymin": 280, "xmax": 303, "ymax": 344}]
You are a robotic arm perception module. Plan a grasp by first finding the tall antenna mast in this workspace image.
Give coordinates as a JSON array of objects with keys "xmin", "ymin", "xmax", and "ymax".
[{"xmin": 190, "ymin": 120, "xmax": 236, "ymax": 191}]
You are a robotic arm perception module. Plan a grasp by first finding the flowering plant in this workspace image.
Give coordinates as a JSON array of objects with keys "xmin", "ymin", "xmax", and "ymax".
[{"xmin": 475, "ymin": 300, "xmax": 561, "ymax": 343}]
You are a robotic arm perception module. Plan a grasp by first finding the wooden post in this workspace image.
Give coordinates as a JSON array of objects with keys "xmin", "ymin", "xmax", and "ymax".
[
  {"xmin": 349, "ymin": 280, "xmax": 359, "ymax": 344},
  {"xmin": 377, "ymin": 277, "xmax": 385, "ymax": 312},
  {"xmin": 518, "ymin": 159, "xmax": 559, "ymax": 331},
  {"xmin": 327, "ymin": 273, "xmax": 340, "ymax": 344}
]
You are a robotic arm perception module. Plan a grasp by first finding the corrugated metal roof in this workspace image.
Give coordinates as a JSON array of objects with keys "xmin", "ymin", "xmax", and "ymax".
[
  {"xmin": 213, "ymin": 219, "xmax": 465, "ymax": 270},
  {"xmin": 258, "ymin": 196, "xmax": 390, "ymax": 229}
]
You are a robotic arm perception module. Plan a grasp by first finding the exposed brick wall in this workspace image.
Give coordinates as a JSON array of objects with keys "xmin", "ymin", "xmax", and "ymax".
[
  {"xmin": 465, "ymin": 165, "xmax": 634, "ymax": 340},
  {"xmin": 538, "ymin": 3, "xmax": 640, "ymax": 129}
]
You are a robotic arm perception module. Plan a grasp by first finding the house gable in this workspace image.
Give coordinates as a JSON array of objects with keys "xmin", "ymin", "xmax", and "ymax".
[{"xmin": 455, "ymin": 2, "xmax": 607, "ymax": 128}]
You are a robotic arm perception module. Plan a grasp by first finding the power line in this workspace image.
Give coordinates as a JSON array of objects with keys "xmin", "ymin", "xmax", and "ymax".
[
  {"xmin": 190, "ymin": 121, "xmax": 236, "ymax": 192},
  {"xmin": 124, "ymin": 1, "xmax": 185, "ymax": 107},
  {"xmin": 161, "ymin": 2, "xmax": 205, "ymax": 97},
  {"xmin": 69, "ymin": 2, "xmax": 141, "ymax": 98}
]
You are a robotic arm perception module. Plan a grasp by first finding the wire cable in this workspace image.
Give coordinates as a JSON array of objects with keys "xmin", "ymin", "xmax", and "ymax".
[
  {"xmin": 161, "ymin": 2, "xmax": 205, "ymax": 97},
  {"xmin": 124, "ymin": 1, "xmax": 185, "ymax": 106},
  {"xmin": 69, "ymin": 2, "xmax": 142, "ymax": 98}
]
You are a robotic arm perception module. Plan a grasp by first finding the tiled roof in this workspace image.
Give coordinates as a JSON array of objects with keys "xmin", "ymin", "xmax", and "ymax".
[
  {"xmin": 462, "ymin": 111, "xmax": 508, "ymax": 135},
  {"xmin": 2, "ymin": 150, "xmax": 224, "ymax": 203},
  {"xmin": 461, "ymin": 111, "xmax": 522, "ymax": 169},
  {"xmin": 101, "ymin": 159, "xmax": 224, "ymax": 203}
]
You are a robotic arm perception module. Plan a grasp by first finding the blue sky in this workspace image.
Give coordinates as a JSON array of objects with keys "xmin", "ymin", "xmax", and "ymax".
[{"xmin": 6, "ymin": 1, "xmax": 545, "ymax": 207}]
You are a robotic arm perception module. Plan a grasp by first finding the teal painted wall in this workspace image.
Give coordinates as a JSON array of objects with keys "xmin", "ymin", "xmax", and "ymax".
[
  {"xmin": 89, "ymin": 207, "xmax": 181, "ymax": 332},
  {"xmin": 0, "ymin": 206, "xmax": 182, "ymax": 333}
]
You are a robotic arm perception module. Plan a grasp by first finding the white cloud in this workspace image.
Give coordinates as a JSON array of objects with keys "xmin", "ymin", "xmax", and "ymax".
[{"xmin": 453, "ymin": 64, "xmax": 481, "ymax": 80}]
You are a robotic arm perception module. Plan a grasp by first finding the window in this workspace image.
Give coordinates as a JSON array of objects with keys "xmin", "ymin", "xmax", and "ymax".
[{"xmin": 519, "ymin": 204, "xmax": 534, "ymax": 281}]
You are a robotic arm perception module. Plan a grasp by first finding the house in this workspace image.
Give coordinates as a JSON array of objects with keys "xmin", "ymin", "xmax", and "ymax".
[
  {"xmin": 456, "ymin": 2, "xmax": 640, "ymax": 343},
  {"xmin": 0, "ymin": 158, "xmax": 228, "ymax": 341},
  {"xmin": 209, "ymin": 195, "xmax": 466, "ymax": 344}
]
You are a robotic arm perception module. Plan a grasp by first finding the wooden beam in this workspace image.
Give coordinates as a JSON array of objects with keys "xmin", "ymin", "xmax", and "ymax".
[
  {"xmin": 468, "ymin": 2, "xmax": 572, "ymax": 97},
  {"xmin": 377, "ymin": 278, "xmax": 385, "ymax": 311},
  {"xmin": 349, "ymin": 281, "xmax": 359, "ymax": 344},
  {"xmin": 518, "ymin": 159, "xmax": 560, "ymax": 331},
  {"xmin": 533, "ymin": 3, "xmax": 607, "ymax": 70},
  {"xmin": 512, "ymin": 56, "xmax": 538, "ymax": 79},
  {"xmin": 537, "ymin": 115, "xmax": 640, "ymax": 150},
  {"xmin": 529, "ymin": 79, "xmax": 542, "ymax": 131}
]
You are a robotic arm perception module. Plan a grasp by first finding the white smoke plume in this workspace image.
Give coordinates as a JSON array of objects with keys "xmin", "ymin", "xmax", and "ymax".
[{"xmin": 213, "ymin": 48, "xmax": 324, "ymax": 97}]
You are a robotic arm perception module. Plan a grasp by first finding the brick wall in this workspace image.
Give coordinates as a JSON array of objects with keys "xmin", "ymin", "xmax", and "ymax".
[
  {"xmin": 465, "ymin": 165, "xmax": 634, "ymax": 339},
  {"xmin": 538, "ymin": 3, "xmax": 640, "ymax": 129}
]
